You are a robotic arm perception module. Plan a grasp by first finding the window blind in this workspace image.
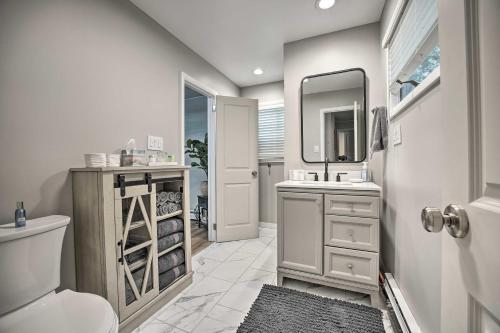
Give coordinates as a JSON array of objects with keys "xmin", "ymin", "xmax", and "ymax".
[
  {"xmin": 388, "ymin": 0, "xmax": 438, "ymax": 85},
  {"xmin": 258, "ymin": 106, "xmax": 284, "ymax": 160}
]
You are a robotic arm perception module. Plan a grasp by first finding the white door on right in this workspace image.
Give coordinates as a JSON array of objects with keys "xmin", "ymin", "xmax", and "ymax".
[{"xmin": 437, "ymin": 0, "xmax": 500, "ymax": 332}]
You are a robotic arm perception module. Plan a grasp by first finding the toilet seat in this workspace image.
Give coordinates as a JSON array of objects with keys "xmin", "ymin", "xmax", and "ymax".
[{"xmin": 0, "ymin": 289, "xmax": 118, "ymax": 333}]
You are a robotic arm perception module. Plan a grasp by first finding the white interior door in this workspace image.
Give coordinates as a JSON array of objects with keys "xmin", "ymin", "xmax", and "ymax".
[
  {"xmin": 215, "ymin": 96, "xmax": 259, "ymax": 242},
  {"xmin": 438, "ymin": 0, "xmax": 500, "ymax": 331}
]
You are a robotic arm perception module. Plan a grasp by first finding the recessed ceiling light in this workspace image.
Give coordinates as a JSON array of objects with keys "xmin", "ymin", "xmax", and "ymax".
[
  {"xmin": 316, "ymin": 0, "xmax": 336, "ymax": 10},
  {"xmin": 253, "ymin": 68, "xmax": 263, "ymax": 75}
]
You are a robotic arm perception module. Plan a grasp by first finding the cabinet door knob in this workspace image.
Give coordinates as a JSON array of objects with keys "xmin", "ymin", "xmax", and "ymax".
[{"xmin": 347, "ymin": 263, "xmax": 353, "ymax": 269}]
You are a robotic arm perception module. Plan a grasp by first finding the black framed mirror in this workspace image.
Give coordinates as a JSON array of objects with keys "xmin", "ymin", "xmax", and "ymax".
[{"xmin": 301, "ymin": 68, "xmax": 367, "ymax": 163}]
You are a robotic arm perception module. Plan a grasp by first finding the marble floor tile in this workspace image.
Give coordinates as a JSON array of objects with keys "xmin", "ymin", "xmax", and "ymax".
[
  {"xmin": 250, "ymin": 246, "xmax": 277, "ymax": 272},
  {"xmin": 173, "ymin": 276, "xmax": 233, "ymax": 313},
  {"xmin": 191, "ymin": 305, "xmax": 246, "ymax": 333},
  {"xmin": 156, "ymin": 303, "xmax": 207, "ymax": 332},
  {"xmin": 237, "ymin": 268, "xmax": 275, "ymax": 284},
  {"xmin": 259, "ymin": 227, "xmax": 277, "ymax": 238},
  {"xmin": 218, "ymin": 280, "xmax": 264, "ymax": 313},
  {"xmin": 209, "ymin": 253, "xmax": 255, "ymax": 282},
  {"xmin": 133, "ymin": 320, "xmax": 187, "ymax": 333},
  {"xmin": 198, "ymin": 240, "xmax": 245, "ymax": 262},
  {"xmin": 303, "ymin": 284, "xmax": 346, "ymax": 299},
  {"xmin": 191, "ymin": 256, "xmax": 221, "ymax": 283},
  {"xmin": 282, "ymin": 278, "xmax": 316, "ymax": 292},
  {"xmin": 237, "ymin": 237, "xmax": 273, "ymax": 255},
  {"xmin": 344, "ymin": 290, "xmax": 372, "ymax": 306}
]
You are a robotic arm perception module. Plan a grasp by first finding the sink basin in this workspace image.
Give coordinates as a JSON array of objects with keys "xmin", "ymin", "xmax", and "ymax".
[{"xmin": 299, "ymin": 181, "xmax": 352, "ymax": 186}]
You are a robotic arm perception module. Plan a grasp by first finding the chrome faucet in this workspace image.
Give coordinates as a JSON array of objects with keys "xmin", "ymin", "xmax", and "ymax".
[{"xmin": 324, "ymin": 157, "xmax": 329, "ymax": 181}]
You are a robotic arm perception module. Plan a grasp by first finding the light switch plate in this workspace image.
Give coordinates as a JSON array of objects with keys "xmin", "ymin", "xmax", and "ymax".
[
  {"xmin": 393, "ymin": 123, "xmax": 402, "ymax": 146},
  {"xmin": 313, "ymin": 145, "xmax": 320, "ymax": 153},
  {"xmin": 147, "ymin": 135, "xmax": 163, "ymax": 151}
]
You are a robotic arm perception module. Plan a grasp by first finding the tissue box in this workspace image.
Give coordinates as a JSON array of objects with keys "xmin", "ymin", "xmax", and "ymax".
[{"xmin": 121, "ymin": 149, "xmax": 146, "ymax": 166}]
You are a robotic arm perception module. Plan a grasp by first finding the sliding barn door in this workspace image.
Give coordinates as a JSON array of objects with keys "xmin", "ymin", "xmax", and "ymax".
[
  {"xmin": 215, "ymin": 96, "xmax": 259, "ymax": 242},
  {"xmin": 115, "ymin": 184, "xmax": 159, "ymax": 320}
]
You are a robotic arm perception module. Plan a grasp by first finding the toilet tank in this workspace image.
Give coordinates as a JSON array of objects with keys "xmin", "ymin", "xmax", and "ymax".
[{"xmin": 0, "ymin": 215, "xmax": 70, "ymax": 316}]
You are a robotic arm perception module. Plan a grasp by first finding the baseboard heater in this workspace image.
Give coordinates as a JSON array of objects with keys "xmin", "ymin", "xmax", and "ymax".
[{"xmin": 383, "ymin": 273, "xmax": 421, "ymax": 333}]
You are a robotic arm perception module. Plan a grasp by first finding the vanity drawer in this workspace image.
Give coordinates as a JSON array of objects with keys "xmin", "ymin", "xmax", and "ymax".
[
  {"xmin": 323, "ymin": 247, "xmax": 378, "ymax": 286},
  {"xmin": 324, "ymin": 194, "xmax": 379, "ymax": 218},
  {"xmin": 324, "ymin": 215, "xmax": 379, "ymax": 252}
]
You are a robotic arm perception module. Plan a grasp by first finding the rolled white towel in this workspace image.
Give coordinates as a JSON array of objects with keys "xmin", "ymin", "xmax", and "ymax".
[
  {"xmin": 166, "ymin": 192, "xmax": 175, "ymax": 202},
  {"xmin": 173, "ymin": 192, "xmax": 182, "ymax": 204}
]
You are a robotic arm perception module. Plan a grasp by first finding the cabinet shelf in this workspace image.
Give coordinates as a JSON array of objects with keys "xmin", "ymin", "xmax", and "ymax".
[
  {"xmin": 157, "ymin": 210, "xmax": 183, "ymax": 222},
  {"xmin": 128, "ymin": 257, "xmax": 147, "ymax": 271},
  {"xmin": 129, "ymin": 220, "xmax": 146, "ymax": 231},
  {"xmin": 158, "ymin": 242, "xmax": 184, "ymax": 257}
]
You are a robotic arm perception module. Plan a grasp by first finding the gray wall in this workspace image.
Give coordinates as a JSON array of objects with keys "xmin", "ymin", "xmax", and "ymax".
[
  {"xmin": 241, "ymin": 81, "xmax": 284, "ymax": 104},
  {"xmin": 0, "ymin": 0, "xmax": 239, "ymax": 290},
  {"xmin": 379, "ymin": 1, "xmax": 443, "ymax": 332},
  {"xmin": 283, "ymin": 23, "xmax": 385, "ymax": 184},
  {"xmin": 241, "ymin": 81, "xmax": 285, "ymax": 224},
  {"xmin": 184, "ymin": 96, "xmax": 208, "ymax": 214}
]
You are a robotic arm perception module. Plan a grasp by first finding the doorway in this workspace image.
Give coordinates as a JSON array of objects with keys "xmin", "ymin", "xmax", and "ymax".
[{"xmin": 181, "ymin": 73, "xmax": 217, "ymax": 254}]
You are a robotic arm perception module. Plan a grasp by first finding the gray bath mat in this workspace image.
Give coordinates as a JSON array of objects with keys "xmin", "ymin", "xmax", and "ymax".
[{"xmin": 237, "ymin": 284, "xmax": 385, "ymax": 333}]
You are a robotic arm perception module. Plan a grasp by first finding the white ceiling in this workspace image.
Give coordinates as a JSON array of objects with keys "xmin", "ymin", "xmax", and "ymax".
[{"xmin": 131, "ymin": 0, "xmax": 385, "ymax": 87}]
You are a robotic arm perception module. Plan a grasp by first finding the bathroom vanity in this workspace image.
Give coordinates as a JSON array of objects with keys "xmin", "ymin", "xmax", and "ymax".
[
  {"xmin": 276, "ymin": 180, "xmax": 381, "ymax": 305},
  {"xmin": 71, "ymin": 166, "xmax": 192, "ymax": 333}
]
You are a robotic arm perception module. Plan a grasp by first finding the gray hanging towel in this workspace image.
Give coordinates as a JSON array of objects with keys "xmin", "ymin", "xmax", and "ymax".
[{"xmin": 370, "ymin": 106, "xmax": 388, "ymax": 157}]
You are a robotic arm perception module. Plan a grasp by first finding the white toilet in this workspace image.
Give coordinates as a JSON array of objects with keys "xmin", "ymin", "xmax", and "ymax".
[{"xmin": 0, "ymin": 215, "xmax": 118, "ymax": 333}]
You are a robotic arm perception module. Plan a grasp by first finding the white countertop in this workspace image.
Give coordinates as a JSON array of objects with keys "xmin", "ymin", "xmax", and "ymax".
[{"xmin": 276, "ymin": 180, "xmax": 381, "ymax": 192}]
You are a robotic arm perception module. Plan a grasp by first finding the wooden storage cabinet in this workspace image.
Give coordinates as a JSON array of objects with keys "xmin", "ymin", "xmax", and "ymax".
[
  {"xmin": 71, "ymin": 166, "xmax": 192, "ymax": 333},
  {"xmin": 277, "ymin": 185, "xmax": 381, "ymax": 305}
]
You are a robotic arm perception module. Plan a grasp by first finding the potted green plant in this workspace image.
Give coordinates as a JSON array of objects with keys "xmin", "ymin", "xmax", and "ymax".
[{"xmin": 185, "ymin": 133, "xmax": 208, "ymax": 196}]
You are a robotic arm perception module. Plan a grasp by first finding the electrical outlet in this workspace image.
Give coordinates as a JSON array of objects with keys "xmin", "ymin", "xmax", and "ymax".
[
  {"xmin": 393, "ymin": 124, "xmax": 402, "ymax": 146},
  {"xmin": 147, "ymin": 135, "xmax": 163, "ymax": 151}
]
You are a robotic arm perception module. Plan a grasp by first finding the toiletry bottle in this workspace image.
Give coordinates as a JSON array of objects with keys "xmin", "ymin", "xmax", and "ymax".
[
  {"xmin": 15, "ymin": 201, "xmax": 26, "ymax": 228},
  {"xmin": 361, "ymin": 162, "xmax": 369, "ymax": 182}
]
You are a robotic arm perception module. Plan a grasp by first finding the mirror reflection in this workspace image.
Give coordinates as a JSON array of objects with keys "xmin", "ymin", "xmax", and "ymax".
[{"xmin": 301, "ymin": 69, "xmax": 366, "ymax": 163}]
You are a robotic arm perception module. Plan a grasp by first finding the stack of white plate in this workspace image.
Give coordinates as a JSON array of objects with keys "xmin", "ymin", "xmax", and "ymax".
[
  {"xmin": 106, "ymin": 154, "xmax": 121, "ymax": 167},
  {"xmin": 84, "ymin": 153, "xmax": 106, "ymax": 167}
]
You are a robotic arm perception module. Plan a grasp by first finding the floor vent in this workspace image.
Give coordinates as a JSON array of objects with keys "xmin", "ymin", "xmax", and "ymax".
[{"xmin": 383, "ymin": 273, "xmax": 421, "ymax": 333}]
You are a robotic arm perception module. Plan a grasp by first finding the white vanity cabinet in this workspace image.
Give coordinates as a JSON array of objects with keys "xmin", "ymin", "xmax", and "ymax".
[{"xmin": 276, "ymin": 181, "xmax": 381, "ymax": 305}]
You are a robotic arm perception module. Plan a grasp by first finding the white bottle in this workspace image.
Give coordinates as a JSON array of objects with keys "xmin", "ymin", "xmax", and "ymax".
[{"xmin": 361, "ymin": 162, "xmax": 369, "ymax": 182}]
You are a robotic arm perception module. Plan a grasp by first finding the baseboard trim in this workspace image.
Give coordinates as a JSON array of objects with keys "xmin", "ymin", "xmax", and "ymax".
[
  {"xmin": 259, "ymin": 221, "xmax": 277, "ymax": 229},
  {"xmin": 383, "ymin": 273, "xmax": 421, "ymax": 333}
]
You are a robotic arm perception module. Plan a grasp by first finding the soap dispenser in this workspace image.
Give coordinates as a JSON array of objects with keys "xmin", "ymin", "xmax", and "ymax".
[
  {"xmin": 15, "ymin": 201, "xmax": 26, "ymax": 228},
  {"xmin": 361, "ymin": 162, "xmax": 369, "ymax": 182}
]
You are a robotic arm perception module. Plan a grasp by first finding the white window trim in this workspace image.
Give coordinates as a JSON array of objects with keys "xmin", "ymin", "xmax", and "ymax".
[
  {"xmin": 390, "ymin": 66, "xmax": 440, "ymax": 119},
  {"xmin": 383, "ymin": 0, "xmax": 441, "ymax": 120}
]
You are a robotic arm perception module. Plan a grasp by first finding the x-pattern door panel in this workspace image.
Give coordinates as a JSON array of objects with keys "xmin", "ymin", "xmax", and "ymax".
[{"xmin": 114, "ymin": 184, "xmax": 159, "ymax": 320}]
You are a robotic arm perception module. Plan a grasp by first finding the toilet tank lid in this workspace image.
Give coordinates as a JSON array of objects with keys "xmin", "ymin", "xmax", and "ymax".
[{"xmin": 0, "ymin": 215, "xmax": 70, "ymax": 243}]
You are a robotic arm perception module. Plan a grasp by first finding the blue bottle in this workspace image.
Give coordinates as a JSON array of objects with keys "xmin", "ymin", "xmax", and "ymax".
[{"xmin": 15, "ymin": 201, "xmax": 26, "ymax": 228}]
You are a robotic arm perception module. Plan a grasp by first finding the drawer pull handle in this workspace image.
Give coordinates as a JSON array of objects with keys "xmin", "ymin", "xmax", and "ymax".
[
  {"xmin": 347, "ymin": 263, "xmax": 353, "ymax": 269},
  {"xmin": 347, "ymin": 229, "xmax": 356, "ymax": 242}
]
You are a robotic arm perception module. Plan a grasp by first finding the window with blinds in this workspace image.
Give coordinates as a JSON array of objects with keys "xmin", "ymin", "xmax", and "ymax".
[
  {"xmin": 388, "ymin": 0, "xmax": 440, "ymax": 105},
  {"xmin": 258, "ymin": 106, "xmax": 284, "ymax": 160}
]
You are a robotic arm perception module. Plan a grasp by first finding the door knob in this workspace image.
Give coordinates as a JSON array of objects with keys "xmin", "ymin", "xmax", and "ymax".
[
  {"xmin": 252, "ymin": 170, "xmax": 258, "ymax": 177},
  {"xmin": 421, "ymin": 204, "xmax": 469, "ymax": 238}
]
